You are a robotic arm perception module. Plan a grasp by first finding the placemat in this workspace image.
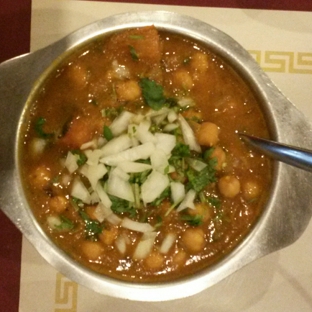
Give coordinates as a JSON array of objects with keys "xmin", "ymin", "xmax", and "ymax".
[{"xmin": 19, "ymin": 1, "xmax": 312, "ymax": 311}]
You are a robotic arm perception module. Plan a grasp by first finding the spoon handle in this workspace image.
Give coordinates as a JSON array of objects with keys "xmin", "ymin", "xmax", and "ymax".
[{"xmin": 240, "ymin": 134, "xmax": 312, "ymax": 172}]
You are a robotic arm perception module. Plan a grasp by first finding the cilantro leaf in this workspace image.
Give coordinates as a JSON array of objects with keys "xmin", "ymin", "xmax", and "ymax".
[
  {"xmin": 139, "ymin": 78, "xmax": 166, "ymax": 110},
  {"xmin": 171, "ymin": 142, "xmax": 191, "ymax": 157},
  {"xmin": 109, "ymin": 195, "xmax": 137, "ymax": 217},
  {"xmin": 186, "ymin": 165, "xmax": 216, "ymax": 192},
  {"xmin": 71, "ymin": 150, "xmax": 88, "ymax": 166},
  {"xmin": 79, "ymin": 210, "xmax": 103, "ymax": 239},
  {"xmin": 181, "ymin": 214, "xmax": 203, "ymax": 226},
  {"xmin": 34, "ymin": 117, "xmax": 54, "ymax": 139},
  {"xmin": 129, "ymin": 45, "xmax": 139, "ymax": 60},
  {"xmin": 54, "ymin": 215, "xmax": 75, "ymax": 231},
  {"xmin": 103, "ymin": 125, "xmax": 113, "ymax": 141},
  {"xmin": 208, "ymin": 197, "xmax": 221, "ymax": 209}
]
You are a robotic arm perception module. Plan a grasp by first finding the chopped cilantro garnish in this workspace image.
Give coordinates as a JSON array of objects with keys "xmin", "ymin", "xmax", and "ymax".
[
  {"xmin": 103, "ymin": 125, "xmax": 113, "ymax": 141},
  {"xmin": 129, "ymin": 34, "xmax": 144, "ymax": 40},
  {"xmin": 181, "ymin": 214, "xmax": 203, "ymax": 226},
  {"xmin": 109, "ymin": 195, "xmax": 137, "ymax": 217},
  {"xmin": 101, "ymin": 106, "xmax": 123, "ymax": 120},
  {"xmin": 79, "ymin": 210, "xmax": 103, "ymax": 239},
  {"xmin": 186, "ymin": 165, "xmax": 216, "ymax": 192},
  {"xmin": 129, "ymin": 45, "xmax": 139, "ymax": 60},
  {"xmin": 208, "ymin": 197, "xmax": 221, "ymax": 209},
  {"xmin": 139, "ymin": 78, "xmax": 166, "ymax": 111},
  {"xmin": 171, "ymin": 142, "xmax": 191, "ymax": 157},
  {"xmin": 203, "ymin": 147, "xmax": 215, "ymax": 160},
  {"xmin": 129, "ymin": 168, "xmax": 151, "ymax": 185},
  {"xmin": 34, "ymin": 117, "xmax": 54, "ymax": 139},
  {"xmin": 71, "ymin": 197, "xmax": 84, "ymax": 210},
  {"xmin": 54, "ymin": 215, "xmax": 74, "ymax": 231},
  {"xmin": 71, "ymin": 150, "xmax": 88, "ymax": 166}
]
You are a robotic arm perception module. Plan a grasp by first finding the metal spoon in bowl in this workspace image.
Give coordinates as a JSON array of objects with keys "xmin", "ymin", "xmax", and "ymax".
[{"xmin": 239, "ymin": 133, "xmax": 312, "ymax": 172}]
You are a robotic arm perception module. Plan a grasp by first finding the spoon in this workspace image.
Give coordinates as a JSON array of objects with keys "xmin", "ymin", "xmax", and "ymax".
[{"xmin": 239, "ymin": 133, "xmax": 312, "ymax": 172}]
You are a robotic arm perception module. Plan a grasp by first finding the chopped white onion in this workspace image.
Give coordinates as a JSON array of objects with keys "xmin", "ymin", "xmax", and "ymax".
[
  {"xmin": 64, "ymin": 151, "xmax": 79, "ymax": 174},
  {"xmin": 100, "ymin": 133, "xmax": 133, "ymax": 157},
  {"xmin": 155, "ymin": 133, "xmax": 176, "ymax": 155},
  {"xmin": 100, "ymin": 142, "xmax": 155, "ymax": 166},
  {"xmin": 178, "ymin": 97, "xmax": 195, "ymax": 108},
  {"xmin": 95, "ymin": 183, "xmax": 112, "ymax": 208},
  {"xmin": 163, "ymin": 123, "xmax": 179, "ymax": 133},
  {"xmin": 141, "ymin": 170, "xmax": 169, "ymax": 204},
  {"xmin": 89, "ymin": 191, "xmax": 100, "ymax": 204},
  {"xmin": 110, "ymin": 167, "xmax": 130, "ymax": 181},
  {"xmin": 31, "ymin": 138, "xmax": 46, "ymax": 155},
  {"xmin": 94, "ymin": 202, "xmax": 121, "ymax": 225},
  {"xmin": 150, "ymin": 150, "xmax": 169, "ymax": 174},
  {"xmin": 117, "ymin": 161, "xmax": 152, "ymax": 173},
  {"xmin": 109, "ymin": 111, "xmax": 135, "ymax": 137},
  {"xmin": 106, "ymin": 213, "xmax": 122, "ymax": 225},
  {"xmin": 107, "ymin": 170, "xmax": 134, "ymax": 202},
  {"xmin": 93, "ymin": 203, "xmax": 107, "ymax": 222},
  {"xmin": 159, "ymin": 233, "xmax": 177, "ymax": 254},
  {"xmin": 81, "ymin": 163, "xmax": 108, "ymax": 190},
  {"xmin": 135, "ymin": 119, "xmax": 157, "ymax": 144},
  {"xmin": 133, "ymin": 232, "xmax": 157, "ymax": 260},
  {"xmin": 170, "ymin": 181, "xmax": 185, "ymax": 204},
  {"xmin": 152, "ymin": 112, "xmax": 167, "ymax": 125},
  {"xmin": 178, "ymin": 114, "xmax": 201, "ymax": 153},
  {"xmin": 176, "ymin": 189, "xmax": 196, "ymax": 212},
  {"xmin": 186, "ymin": 158, "xmax": 207, "ymax": 171},
  {"xmin": 47, "ymin": 215, "xmax": 61, "ymax": 229},
  {"xmin": 121, "ymin": 217, "xmax": 154, "ymax": 232},
  {"xmin": 71, "ymin": 178, "xmax": 91, "ymax": 204},
  {"xmin": 115, "ymin": 235, "xmax": 127, "ymax": 254},
  {"xmin": 167, "ymin": 110, "xmax": 178, "ymax": 123},
  {"xmin": 80, "ymin": 139, "xmax": 97, "ymax": 150}
]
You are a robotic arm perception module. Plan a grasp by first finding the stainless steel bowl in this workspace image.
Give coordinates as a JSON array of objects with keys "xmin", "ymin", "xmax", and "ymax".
[{"xmin": 1, "ymin": 11, "xmax": 312, "ymax": 301}]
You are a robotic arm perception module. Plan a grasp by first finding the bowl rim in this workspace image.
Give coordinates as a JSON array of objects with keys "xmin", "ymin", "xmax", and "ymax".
[{"xmin": 1, "ymin": 10, "xmax": 312, "ymax": 301}]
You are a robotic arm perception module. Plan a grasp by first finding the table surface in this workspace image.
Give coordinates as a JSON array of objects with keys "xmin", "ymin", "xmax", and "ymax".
[{"xmin": 1, "ymin": 1, "xmax": 312, "ymax": 311}]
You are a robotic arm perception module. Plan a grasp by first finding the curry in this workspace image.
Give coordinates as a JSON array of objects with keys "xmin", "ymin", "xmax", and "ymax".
[{"xmin": 19, "ymin": 26, "xmax": 272, "ymax": 282}]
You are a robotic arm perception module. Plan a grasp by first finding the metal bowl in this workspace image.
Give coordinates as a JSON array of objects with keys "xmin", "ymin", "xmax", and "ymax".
[{"xmin": 1, "ymin": 11, "xmax": 312, "ymax": 301}]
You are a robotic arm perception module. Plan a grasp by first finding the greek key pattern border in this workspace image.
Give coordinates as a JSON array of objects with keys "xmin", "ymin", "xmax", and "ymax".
[
  {"xmin": 54, "ymin": 273, "xmax": 78, "ymax": 312},
  {"xmin": 248, "ymin": 50, "xmax": 312, "ymax": 74}
]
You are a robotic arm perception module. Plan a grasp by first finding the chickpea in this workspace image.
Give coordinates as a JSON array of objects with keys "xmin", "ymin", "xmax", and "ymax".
[
  {"xmin": 49, "ymin": 195, "xmax": 68, "ymax": 213},
  {"xmin": 187, "ymin": 202, "xmax": 211, "ymax": 222},
  {"xmin": 210, "ymin": 146, "xmax": 226, "ymax": 170},
  {"xmin": 115, "ymin": 80, "xmax": 141, "ymax": 101},
  {"xmin": 181, "ymin": 228, "xmax": 205, "ymax": 253},
  {"xmin": 29, "ymin": 165, "xmax": 51, "ymax": 189},
  {"xmin": 243, "ymin": 180, "xmax": 261, "ymax": 201},
  {"xmin": 218, "ymin": 175, "xmax": 241, "ymax": 198},
  {"xmin": 173, "ymin": 69, "xmax": 193, "ymax": 90},
  {"xmin": 99, "ymin": 227, "xmax": 118, "ymax": 246},
  {"xmin": 196, "ymin": 122, "xmax": 219, "ymax": 147},
  {"xmin": 172, "ymin": 249, "xmax": 187, "ymax": 267},
  {"xmin": 190, "ymin": 52, "xmax": 209, "ymax": 73},
  {"xmin": 81, "ymin": 241, "xmax": 104, "ymax": 260},
  {"xmin": 144, "ymin": 251, "xmax": 164, "ymax": 270}
]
